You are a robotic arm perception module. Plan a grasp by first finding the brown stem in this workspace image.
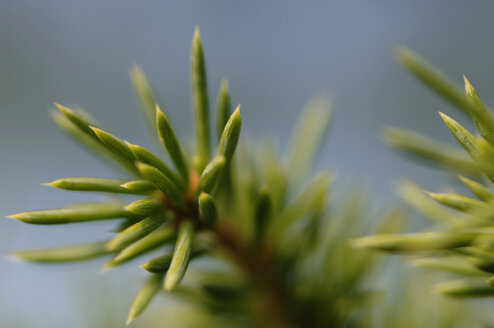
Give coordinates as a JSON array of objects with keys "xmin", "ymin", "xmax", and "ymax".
[
  {"xmin": 213, "ymin": 221, "xmax": 297, "ymax": 328},
  {"xmin": 160, "ymin": 170, "xmax": 307, "ymax": 327}
]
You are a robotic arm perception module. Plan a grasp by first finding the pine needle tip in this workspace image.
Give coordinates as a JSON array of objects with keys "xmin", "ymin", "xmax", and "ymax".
[
  {"xmin": 220, "ymin": 78, "xmax": 229, "ymax": 89},
  {"xmin": 438, "ymin": 111, "xmax": 451, "ymax": 122},
  {"xmin": 155, "ymin": 105, "xmax": 164, "ymax": 116},
  {"xmin": 89, "ymin": 126, "xmax": 101, "ymax": 134},
  {"xmin": 54, "ymin": 103, "xmax": 72, "ymax": 116},
  {"xmin": 7, "ymin": 253, "xmax": 24, "ymax": 262},
  {"xmin": 98, "ymin": 264, "xmax": 113, "ymax": 274},
  {"xmin": 193, "ymin": 26, "xmax": 201, "ymax": 39},
  {"xmin": 393, "ymin": 45, "xmax": 412, "ymax": 62},
  {"xmin": 54, "ymin": 102, "xmax": 64, "ymax": 110},
  {"xmin": 126, "ymin": 312, "xmax": 137, "ymax": 326},
  {"xmin": 424, "ymin": 190, "xmax": 437, "ymax": 198}
]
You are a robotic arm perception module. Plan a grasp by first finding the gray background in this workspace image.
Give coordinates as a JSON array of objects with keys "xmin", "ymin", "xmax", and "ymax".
[{"xmin": 1, "ymin": 1, "xmax": 494, "ymax": 326}]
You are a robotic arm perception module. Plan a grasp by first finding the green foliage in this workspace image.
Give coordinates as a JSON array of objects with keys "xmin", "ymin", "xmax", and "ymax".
[
  {"xmin": 354, "ymin": 46, "xmax": 494, "ymax": 299},
  {"xmin": 9, "ymin": 30, "xmax": 411, "ymax": 327},
  {"xmin": 164, "ymin": 220, "xmax": 195, "ymax": 291},
  {"xmin": 371, "ymin": 271, "xmax": 491, "ymax": 328},
  {"xmin": 10, "ymin": 202, "xmax": 134, "ymax": 224},
  {"xmin": 127, "ymin": 273, "xmax": 164, "ymax": 325},
  {"xmin": 13, "ymin": 241, "xmax": 110, "ymax": 263},
  {"xmin": 156, "ymin": 106, "xmax": 190, "ymax": 182},
  {"xmin": 191, "ymin": 28, "xmax": 211, "ymax": 171}
]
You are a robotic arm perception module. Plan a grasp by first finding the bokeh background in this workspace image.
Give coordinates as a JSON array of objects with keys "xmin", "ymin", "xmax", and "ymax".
[{"xmin": 1, "ymin": 1, "xmax": 494, "ymax": 327}]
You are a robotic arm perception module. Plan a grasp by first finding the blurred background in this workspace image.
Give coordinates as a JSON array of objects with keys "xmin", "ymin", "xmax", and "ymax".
[{"xmin": 1, "ymin": 1, "xmax": 494, "ymax": 327}]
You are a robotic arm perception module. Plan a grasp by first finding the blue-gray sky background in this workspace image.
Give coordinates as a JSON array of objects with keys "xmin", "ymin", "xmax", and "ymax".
[{"xmin": 1, "ymin": 1, "xmax": 494, "ymax": 326}]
